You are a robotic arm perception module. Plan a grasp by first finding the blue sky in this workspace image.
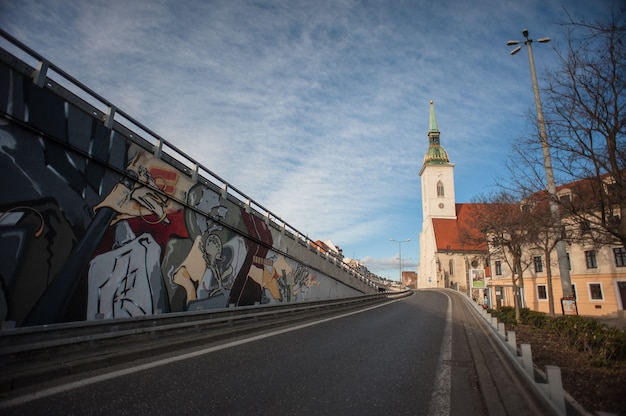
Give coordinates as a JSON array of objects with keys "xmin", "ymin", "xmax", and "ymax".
[{"xmin": 0, "ymin": 0, "xmax": 614, "ymax": 279}]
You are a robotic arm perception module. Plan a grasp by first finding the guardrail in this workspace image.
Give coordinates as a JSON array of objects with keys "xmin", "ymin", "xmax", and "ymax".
[
  {"xmin": 457, "ymin": 290, "xmax": 570, "ymax": 416},
  {"xmin": 0, "ymin": 291, "xmax": 411, "ymax": 361}
]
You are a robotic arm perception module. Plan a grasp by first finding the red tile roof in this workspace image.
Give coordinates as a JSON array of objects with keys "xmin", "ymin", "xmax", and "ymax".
[{"xmin": 432, "ymin": 203, "xmax": 488, "ymax": 252}]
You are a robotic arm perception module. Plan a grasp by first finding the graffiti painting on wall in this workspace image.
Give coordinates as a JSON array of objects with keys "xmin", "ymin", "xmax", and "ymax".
[
  {"xmin": 0, "ymin": 68, "xmax": 339, "ymax": 326},
  {"xmin": 0, "ymin": 123, "xmax": 319, "ymax": 323}
]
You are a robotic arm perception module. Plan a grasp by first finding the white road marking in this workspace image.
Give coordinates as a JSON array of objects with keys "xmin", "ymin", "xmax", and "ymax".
[
  {"xmin": 428, "ymin": 292, "xmax": 452, "ymax": 416},
  {"xmin": 0, "ymin": 299, "xmax": 402, "ymax": 409}
]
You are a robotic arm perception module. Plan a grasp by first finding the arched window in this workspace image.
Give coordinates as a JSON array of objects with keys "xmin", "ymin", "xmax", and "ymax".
[
  {"xmin": 437, "ymin": 181, "xmax": 445, "ymax": 197},
  {"xmin": 449, "ymin": 259, "xmax": 454, "ymax": 275}
]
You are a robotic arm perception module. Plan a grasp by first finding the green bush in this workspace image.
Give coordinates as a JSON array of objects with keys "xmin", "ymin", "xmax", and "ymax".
[
  {"xmin": 490, "ymin": 306, "xmax": 517, "ymax": 326},
  {"xmin": 489, "ymin": 307, "xmax": 626, "ymax": 364},
  {"xmin": 489, "ymin": 307, "xmax": 548, "ymax": 328},
  {"xmin": 547, "ymin": 315, "xmax": 626, "ymax": 364},
  {"xmin": 520, "ymin": 308, "xmax": 549, "ymax": 328}
]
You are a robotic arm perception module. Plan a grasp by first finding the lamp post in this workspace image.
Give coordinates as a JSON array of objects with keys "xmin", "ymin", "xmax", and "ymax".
[
  {"xmin": 402, "ymin": 257, "xmax": 412, "ymax": 269},
  {"xmin": 390, "ymin": 238, "xmax": 410, "ymax": 285},
  {"xmin": 507, "ymin": 29, "xmax": 575, "ymax": 310}
]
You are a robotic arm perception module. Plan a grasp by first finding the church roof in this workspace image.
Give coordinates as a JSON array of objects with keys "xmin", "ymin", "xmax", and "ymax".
[
  {"xmin": 432, "ymin": 203, "xmax": 488, "ymax": 252},
  {"xmin": 423, "ymin": 101, "xmax": 450, "ymax": 166},
  {"xmin": 423, "ymin": 145, "xmax": 450, "ymax": 165}
]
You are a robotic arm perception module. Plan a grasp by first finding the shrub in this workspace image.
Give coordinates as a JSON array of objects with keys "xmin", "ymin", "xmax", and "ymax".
[
  {"xmin": 520, "ymin": 308, "xmax": 549, "ymax": 328},
  {"xmin": 490, "ymin": 306, "xmax": 517, "ymax": 326},
  {"xmin": 547, "ymin": 315, "xmax": 626, "ymax": 364},
  {"xmin": 490, "ymin": 307, "xmax": 548, "ymax": 328},
  {"xmin": 490, "ymin": 307, "xmax": 626, "ymax": 364}
]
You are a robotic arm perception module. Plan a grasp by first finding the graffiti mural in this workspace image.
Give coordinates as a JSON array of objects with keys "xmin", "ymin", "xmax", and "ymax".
[{"xmin": 0, "ymin": 61, "xmax": 359, "ymax": 327}]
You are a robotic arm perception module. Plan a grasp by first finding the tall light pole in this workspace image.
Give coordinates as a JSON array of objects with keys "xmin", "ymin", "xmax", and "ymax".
[
  {"xmin": 402, "ymin": 257, "xmax": 412, "ymax": 270},
  {"xmin": 507, "ymin": 29, "xmax": 575, "ymax": 311},
  {"xmin": 390, "ymin": 238, "xmax": 410, "ymax": 285}
]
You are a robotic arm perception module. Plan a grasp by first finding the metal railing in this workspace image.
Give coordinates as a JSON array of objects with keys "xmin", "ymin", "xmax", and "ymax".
[{"xmin": 454, "ymin": 289, "xmax": 568, "ymax": 416}]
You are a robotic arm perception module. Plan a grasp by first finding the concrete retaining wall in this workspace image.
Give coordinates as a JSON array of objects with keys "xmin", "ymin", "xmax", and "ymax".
[{"xmin": 0, "ymin": 36, "xmax": 377, "ymax": 328}]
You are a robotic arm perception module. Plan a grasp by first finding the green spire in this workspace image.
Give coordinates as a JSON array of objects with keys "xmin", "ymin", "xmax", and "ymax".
[
  {"xmin": 429, "ymin": 100, "xmax": 439, "ymax": 133},
  {"xmin": 423, "ymin": 100, "xmax": 449, "ymax": 166}
]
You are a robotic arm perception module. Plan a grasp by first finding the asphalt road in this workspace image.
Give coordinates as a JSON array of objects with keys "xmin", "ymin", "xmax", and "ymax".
[{"xmin": 0, "ymin": 290, "xmax": 553, "ymax": 416}]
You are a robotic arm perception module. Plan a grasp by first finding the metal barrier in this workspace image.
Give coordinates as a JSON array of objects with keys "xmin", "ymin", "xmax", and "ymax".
[
  {"xmin": 0, "ymin": 291, "xmax": 411, "ymax": 360},
  {"xmin": 457, "ymin": 289, "xmax": 569, "ymax": 416}
]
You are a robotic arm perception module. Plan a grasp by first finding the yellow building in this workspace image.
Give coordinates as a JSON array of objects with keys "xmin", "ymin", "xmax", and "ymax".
[{"xmin": 488, "ymin": 179, "xmax": 626, "ymax": 317}]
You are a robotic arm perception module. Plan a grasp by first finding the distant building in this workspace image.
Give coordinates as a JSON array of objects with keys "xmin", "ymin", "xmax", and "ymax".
[
  {"xmin": 490, "ymin": 175, "xmax": 626, "ymax": 316},
  {"xmin": 310, "ymin": 239, "xmax": 343, "ymax": 261},
  {"xmin": 402, "ymin": 271, "xmax": 417, "ymax": 289}
]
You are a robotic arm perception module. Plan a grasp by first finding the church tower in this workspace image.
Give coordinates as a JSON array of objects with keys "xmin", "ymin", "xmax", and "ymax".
[
  {"xmin": 419, "ymin": 100, "xmax": 456, "ymax": 220},
  {"xmin": 418, "ymin": 101, "xmax": 456, "ymax": 288}
]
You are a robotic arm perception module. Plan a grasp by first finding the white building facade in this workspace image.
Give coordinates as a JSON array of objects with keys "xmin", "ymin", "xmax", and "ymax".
[
  {"xmin": 418, "ymin": 102, "xmax": 489, "ymax": 294},
  {"xmin": 418, "ymin": 101, "xmax": 456, "ymax": 289}
]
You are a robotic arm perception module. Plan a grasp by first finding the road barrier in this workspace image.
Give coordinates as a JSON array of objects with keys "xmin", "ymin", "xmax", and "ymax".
[
  {"xmin": 0, "ymin": 290, "xmax": 410, "ymax": 363},
  {"xmin": 0, "ymin": 290, "xmax": 410, "ymax": 392},
  {"xmin": 459, "ymin": 290, "xmax": 571, "ymax": 416}
]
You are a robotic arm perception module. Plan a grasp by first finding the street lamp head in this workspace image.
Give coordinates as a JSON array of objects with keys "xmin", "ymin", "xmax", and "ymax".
[
  {"xmin": 510, "ymin": 45, "xmax": 523, "ymax": 55},
  {"xmin": 522, "ymin": 28, "xmax": 529, "ymax": 38},
  {"xmin": 537, "ymin": 37, "xmax": 551, "ymax": 43},
  {"xmin": 506, "ymin": 40, "xmax": 520, "ymax": 46},
  {"xmin": 390, "ymin": 238, "xmax": 410, "ymax": 243}
]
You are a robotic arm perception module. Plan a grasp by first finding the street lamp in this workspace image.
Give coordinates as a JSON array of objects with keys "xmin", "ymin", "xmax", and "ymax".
[
  {"xmin": 507, "ymin": 29, "xmax": 575, "ymax": 311},
  {"xmin": 390, "ymin": 238, "xmax": 410, "ymax": 285},
  {"xmin": 402, "ymin": 257, "xmax": 412, "ymax": 270}
]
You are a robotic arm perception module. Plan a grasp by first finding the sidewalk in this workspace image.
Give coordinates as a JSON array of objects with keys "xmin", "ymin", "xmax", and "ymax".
[{"xmin": 593, "ymin": 311, "xmax": 626, "ymax": 329}]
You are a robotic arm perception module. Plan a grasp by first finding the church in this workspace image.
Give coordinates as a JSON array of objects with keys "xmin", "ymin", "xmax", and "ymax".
[
  {"xmin": 417, "ymin": 102, "xmax": 626, "ymax": 316},
  {"xmin": 417, "ymin": 101, "xmax": 489, "ymax": 296}
]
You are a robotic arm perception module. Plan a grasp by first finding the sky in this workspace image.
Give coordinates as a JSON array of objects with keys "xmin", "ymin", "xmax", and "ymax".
[{"xmin": 0, "ymin": 0, "xmax": 615, "ymax": 280}]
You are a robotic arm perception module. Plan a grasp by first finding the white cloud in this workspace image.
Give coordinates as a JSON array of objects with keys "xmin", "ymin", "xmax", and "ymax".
[{"xmin": 0, "ymin": 0, "xmax": 610, "ymax": 275}]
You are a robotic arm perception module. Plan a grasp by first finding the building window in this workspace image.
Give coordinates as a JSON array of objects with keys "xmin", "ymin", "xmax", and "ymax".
[
  {"xmin": 537, "ymin": 285, "xmax": 547, "ymax": 300},
  {"xmin": 567, "ymin": 253, "xmax": 571, "ymax": 270},
  {"xmin": 588, "ymin": 283, "xmax": 604, "ymax": 301},
  {"xmin": 495, "ymin": 261, "xmax": 502, "ymax": 276},
  {"xmin": 606, "ymin": 181, "xmax": 619, "ymax": 194},
  {"xmin": 609, "ymin": 215, "xmax": 621, "ymax": 226},
  {"xmin": 585, "ymin": 250, "xmax": 597, "ymax": 268},
  {"xmin": 615, "ymin": 247, "xmax": 626, "ymax": 267},
  {"xmin": 437, "ymin": 181, "xmax": 445, "ymax": 197},
  {"xmin": 580, "ymin": 220, "xmax": 591, "ymax": 234},
  {"xmin": 571, "ymin": 284, "xmax": 577, "ymax": 300},
  {"xmin": 449, "ymin": 260, "xmax": 454, "ymax": 275},
  {"xmin": 534, "ymin": 256, "xmax": 543, "ymax": 273}
]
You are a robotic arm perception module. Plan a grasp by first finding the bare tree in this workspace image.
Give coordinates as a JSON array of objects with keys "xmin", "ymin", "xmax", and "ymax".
[
  {"xmin": 543, "ymin": 9, "xmax": 626, "ymax": 246},
  {"xmin": 495, "ymin": 10, "xmax": 626, "ymax": 317},
  {"xmin": 463, "ymin": 193, "xmax": 536, "ymax": 322},
  {"xmin": 524, "ymin": 191, "xmax": 564, "ymax": 317}
]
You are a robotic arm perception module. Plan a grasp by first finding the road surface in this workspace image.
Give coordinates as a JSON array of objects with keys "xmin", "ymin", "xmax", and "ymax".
[{"xmin": 0, "ymin": 290, "xmax": 552, "ymax": 415}]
